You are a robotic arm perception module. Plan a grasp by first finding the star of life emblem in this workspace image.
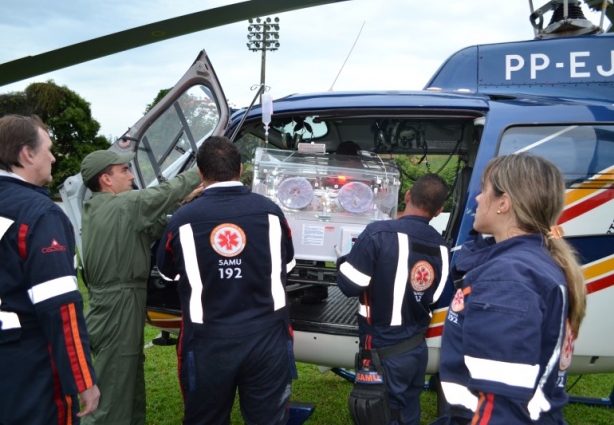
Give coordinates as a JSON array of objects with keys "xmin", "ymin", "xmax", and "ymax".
[
  {"xmin": 210, "ymin": 223, "xmax": 246, "ymax": 257},
  {"xmin": 450, "ymin": 288, "xmax": 465, "ymax": 313},
  {"xmin": 410, "ymin": 261, "xmax": 435, "ymax": 292},
  {"xmin": 559, "ymin": 319, "xmax": 574, "ymax": 371}
]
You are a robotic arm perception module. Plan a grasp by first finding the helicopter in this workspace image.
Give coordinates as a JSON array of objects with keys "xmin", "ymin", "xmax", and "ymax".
[{"xmin": 1, "ymin": 0, "xmax": 613, "ymax": 417}]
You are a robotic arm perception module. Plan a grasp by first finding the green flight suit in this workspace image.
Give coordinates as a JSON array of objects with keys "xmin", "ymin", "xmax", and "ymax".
[{"xmin": 81, "ymin": 168, "xmax": 201, "ymax": 425}]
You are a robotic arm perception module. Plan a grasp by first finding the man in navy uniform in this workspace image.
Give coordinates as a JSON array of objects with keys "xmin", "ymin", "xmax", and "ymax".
[
  {"xmin": 337, "ymin": 174, "xmax": 449, "ymax": 425},
  {"xmin": 0, "ymin": 114, "xmax": 99, "ymax": 424},
  {"xmin": 156, "ymin": 136, "xmax": 296, "ymax": 425}
]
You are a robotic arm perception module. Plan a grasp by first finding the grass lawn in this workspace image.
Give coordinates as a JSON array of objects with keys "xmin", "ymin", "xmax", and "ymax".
[
  {"xmin": 141, "ymin": 325, "xmax": 614, "ymax": 425},
  {"xmin": 77, "ymin": 278, "xmax": 613, "ymax": 424}
]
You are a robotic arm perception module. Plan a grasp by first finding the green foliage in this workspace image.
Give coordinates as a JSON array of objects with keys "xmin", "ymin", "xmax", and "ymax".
[
  {"xmin": 0, "ymin": 80, "xmax": 111, "ymax": 194},
  {"xmin": 0, "ymin": 91, "xmax": 29, "ymax": 113},
  {"xmin": 395, "ymin": 154, "xmax": 461, "ymax": 213},
  {"xmin": 145, "ymin": 88, "xmax": 172, "ymax": 114}
]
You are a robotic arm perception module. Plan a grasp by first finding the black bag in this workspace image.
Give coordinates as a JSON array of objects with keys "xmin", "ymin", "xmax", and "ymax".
[{"xmin": 348, "ymin": 348, "xmax": 391, "ymax": 425}]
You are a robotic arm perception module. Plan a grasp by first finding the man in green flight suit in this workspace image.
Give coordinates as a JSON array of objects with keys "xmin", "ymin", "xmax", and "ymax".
[{"xmin": 79, "ymin": 150, "xmax": 202, "ymax": 425}]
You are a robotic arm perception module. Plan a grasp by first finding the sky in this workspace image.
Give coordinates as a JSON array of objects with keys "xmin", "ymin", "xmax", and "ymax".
[{"xmin": 0, "ymin": 0, "xmax": 605, "ymax": 139}]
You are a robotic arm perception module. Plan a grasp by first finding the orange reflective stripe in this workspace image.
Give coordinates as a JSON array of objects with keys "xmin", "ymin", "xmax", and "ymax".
[
  {"xmin": 65, "ymin": 395, "xmax": 73, "ymax": 425},
  {"xmin": 471, "ymin": 393, "xmax": 486, "ymax": 425},
  {"xmin": 68, "ymin": 304, "xmax": 94, "ymax": 388}
]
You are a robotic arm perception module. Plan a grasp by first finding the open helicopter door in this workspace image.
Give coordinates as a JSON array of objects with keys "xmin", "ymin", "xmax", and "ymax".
[
  {"xmin": 117, "ymin": 49, "xmax": 230, "ymax": 190},
  {"xmin": 59, "ymin": 49, "xmax": 230, "ymax": 257}
]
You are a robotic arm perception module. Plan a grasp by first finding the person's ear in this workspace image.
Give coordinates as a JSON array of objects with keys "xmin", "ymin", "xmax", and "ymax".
[
  {"xmin": 499, "ymin": 192, "xmax": 512, "ymax": 214},
  {"xmin": 100, "ymin": 173, "xmax": 113, "ymax": 188},
  {"xmin": 433, "ymin": 206, "xmax": 444, "ymax": 218},
  {"xmin": 404, "ymin": 190, "xmax": 411, "ymax": 205},
  {"xmin": 18, "ymin": 145, "xmax": 35, "ymax": 165},
  {"xmin": 197, "ymin": 168, "xmax": 205, "ymax": 182}
]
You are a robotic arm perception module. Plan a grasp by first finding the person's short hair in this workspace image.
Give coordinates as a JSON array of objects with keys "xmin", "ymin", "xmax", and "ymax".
[
  {"xmin": 85, "ymin": 164, "xmax": 114, "ymax": 192},
  {"xmin": 0, "ymin": 114, "xmax": 47, "ymax": 171},
  {"xmin": 409, "ymin": 173, "xmax": 448, "ymax": 216},
  {"xmin": 336, "ymin": 140, "xmax": 360, "ymax": 156},
  {"xmin": 196, "ymin": 136, "xmax": 241, "ymax": 182}
]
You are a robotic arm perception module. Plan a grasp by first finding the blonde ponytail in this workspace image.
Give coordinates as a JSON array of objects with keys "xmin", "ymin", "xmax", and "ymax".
[
  {"xmin": 543, "ymin": 236, "xmax": 586, "ymax": 337},
  {"xmin": 483, "ymin": 153, "xmax": 587, "ymax": 337}
]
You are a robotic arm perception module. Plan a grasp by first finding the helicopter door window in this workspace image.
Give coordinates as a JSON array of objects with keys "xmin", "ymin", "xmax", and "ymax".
[
  {"xmin": 499, "ymin": 125, "xmax": 601, "ymax": 184},
  {"xmin": 136, "ymin": 85, "xmax": 220, "ymax": 186},
  {"xmin": 499, "ymin": 124, "xmax": 614, "ymax": 237}
]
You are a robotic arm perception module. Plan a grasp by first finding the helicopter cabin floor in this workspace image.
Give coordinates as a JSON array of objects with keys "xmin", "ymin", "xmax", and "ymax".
[{"xmin": 289, "ymin": 286, "xmax": 359, "ymax": 336}]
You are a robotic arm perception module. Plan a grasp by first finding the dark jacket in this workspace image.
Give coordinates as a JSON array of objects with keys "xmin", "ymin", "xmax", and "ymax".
[
  {"xmin": 0, "ymin": 176, "xmax": 96, "ymax": 408},
  {"xmin": 337, "ymin": 215, "xmax": 449, "ymax": 346},
  {"xmin": 156, "ymin": 184, "xmax": 296, "ymax": 337},
  {"xmin": 439, "ymin": 234, "xmax": 570, "ymax": 424}
]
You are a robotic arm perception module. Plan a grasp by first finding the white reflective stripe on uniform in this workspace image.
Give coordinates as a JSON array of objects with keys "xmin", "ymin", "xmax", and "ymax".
[
  {"xmin": 0, "ymin": 216, "xmax": 14, "ymax": 239},
  {"xmin": 465, "ymin": 355, "xmax": 540, "ymax": 388},
  {"xmin": 179, "ymin": 224, "xmax": 204, "ymax": 324},
  {"xmin": 390, "ymin": 233, "xmax": 409, "ymax": 326},
  {"xmin": 441, "ymin": 381, "xmax": 478, "ymax": 412},
  {"xmin": 339, "ymin": 261, "xmax": 370, "ymax": 287},
  {"xmin": 358, "ymin": 304, "xmax": 367, "ymax": 317},
  {"xmin": 0, "ymin": 216, "xmax": 20, "ymax": 331},
  {"xmin": 0, "ymin": 311, "xmax": 21, "ymax": 330},
  {"xmin": 528, "ymin": 386, "xmax": 551, "ymax": 421},
  {"xmin": 28, "ymin": 276, "xmax": 78, "ymax": 304},
  {"xmin": 287, "ymin": 258, "xmax": 296, "ymax": 273},
  {"xmin": 432, "ymin": 245, "xmax": 449, "ymax": 303},
  {"xmin": 269, "ymin": 215, "xmax": 286, "ymax": 311},
  {"xmin": 528, "ymin": 284, "xmax": 566, "ymax": 420},
  {"xmin": 158, "ymin": 270, "xmax": 179, "ymax": 282}
]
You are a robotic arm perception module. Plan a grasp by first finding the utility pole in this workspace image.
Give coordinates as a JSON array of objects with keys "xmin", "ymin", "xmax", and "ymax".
[{"xmin": 246, "ymin": 17, "xmax": 280, "ymax": 102}]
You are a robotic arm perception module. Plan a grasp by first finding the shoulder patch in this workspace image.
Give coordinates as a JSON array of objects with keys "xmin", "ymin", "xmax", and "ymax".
[
  {"xmin": 210, "ymin": 223, "xmax": 246, "ymax": 257},
  {"xmin": 410, "ymin": 260, "xmax": 435, "ymax": 292},
  {"xmin": 559, "ymin": 319, "xmax": 574, "ymax": 371},
  {"xmin": 41, "ymin": 238, "xmax": 67, "ymax": 254},
  {"xmin": 450, "ymin": 288, "xmax": 465, "ymax": 313}
]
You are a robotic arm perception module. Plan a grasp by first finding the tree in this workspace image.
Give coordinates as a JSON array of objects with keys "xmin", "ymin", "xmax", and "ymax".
[
  {"xmin": 394, "ymin": 154, "xmax": 459, "ymax": 212},
  {"xmin": 0, "ymin": 80, "xmax": 111, "ymax": 194},
  {"xmin": 144, "ymin": 88, "xmax": 171, "ymax": 114}
]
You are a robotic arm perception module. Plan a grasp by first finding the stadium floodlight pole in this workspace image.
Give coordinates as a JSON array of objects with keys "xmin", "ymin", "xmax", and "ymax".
[{"xmin": 246, "ymin": 16, "xmax": 280, "ymax": 103}]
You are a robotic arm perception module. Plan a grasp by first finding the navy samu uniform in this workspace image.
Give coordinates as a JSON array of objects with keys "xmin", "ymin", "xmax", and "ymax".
[
  {"xmin": 0, "ymin": 175, "xmax": 96, "ymax": 424},
  {"xmin": 156, "ymin": 182, "xmax": 296, "ymax": 425},
  {"xmin": 439, "ymin": 234, "xmax": 571, "ymax": 424},
  {"xmin": 337, "ymin": 215, "xmax": 449, "ymax": 425}
]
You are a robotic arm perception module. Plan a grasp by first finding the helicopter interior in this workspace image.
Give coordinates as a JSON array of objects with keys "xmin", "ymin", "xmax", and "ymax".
[
  {"xmin": 232, "ymin": 111, "xmax": 484, "ymax": 248},
  {"xmin": 235, "ymin": 112, "xmax": 481, "ymax": 157}
]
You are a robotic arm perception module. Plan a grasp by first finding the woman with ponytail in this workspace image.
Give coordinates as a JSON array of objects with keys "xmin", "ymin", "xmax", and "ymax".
[{"xmin": 433, "ymin": 153, "xmax": 586, "ymax": 425}]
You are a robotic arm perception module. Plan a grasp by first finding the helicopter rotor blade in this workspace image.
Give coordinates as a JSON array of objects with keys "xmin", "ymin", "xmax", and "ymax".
[{"xmin": 0, "ymin": 0, "xmax": 348, "ymax": 87}]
